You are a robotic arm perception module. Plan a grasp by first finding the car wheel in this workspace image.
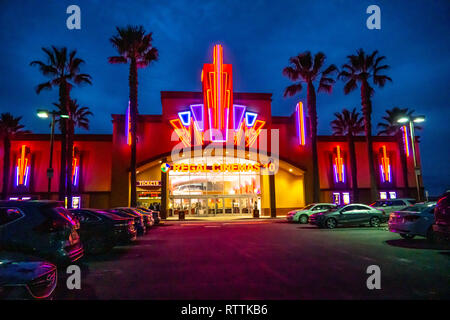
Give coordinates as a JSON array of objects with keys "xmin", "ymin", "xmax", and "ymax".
[
  {"xmin": 369, "ymin": 217, "xmax": 380, "ymax": 227},
  {"xmin": 299, "ymin": 215, "xmax": 308, "ymax": 224},
  {"xmin": 426, "ymin": 228, "xmax": 435, "ymax": 243},
  {"xmin": 325, "ymin": 218, "xmax": 337, "ymax": 229},
  {"xmin": 400, "ymin": 233, "xmax": 415, "ymax": 240}
]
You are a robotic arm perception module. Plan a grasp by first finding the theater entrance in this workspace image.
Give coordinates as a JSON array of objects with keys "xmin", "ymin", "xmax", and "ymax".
[{"xmin": 169, "ymin": 195, "xmax": 261, "ymax": 217}]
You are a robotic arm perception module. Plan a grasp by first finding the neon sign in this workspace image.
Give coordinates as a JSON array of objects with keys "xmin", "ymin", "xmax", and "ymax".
[
  {"xmin": 295, "ymin": 102, "xmax": 306, "ymax": 146},
  {"xmin": 169, "ymin": 45, "xmax": 265, "ymax": 148},
  {"xmin": 72, "ymin": 146, "xmax": 80, "ymax": 187},
  {"xmin": 137, "ymin": 180, "xmax": 161, "ymax": 187},
  {"xmin": 202, "ymin": 44, "xmax": 233, "ymax": 142},
  {"xmin": 125, "ymin": 101, "xmax": 131, "ymax": 146},
  {"xmin": 401, "ymin": 125, "xmax": 410, "ymax": 157},
  {"xmin": 333, "ymin": 145, "xmax": 345, "ymax": 183},
  {"xmin": 380, "ymin": 145, "xmax": 392, "ymax": 183},
  {"xmin": 15, "ymin": 145, "xmax": 30, "ymax": 187}
]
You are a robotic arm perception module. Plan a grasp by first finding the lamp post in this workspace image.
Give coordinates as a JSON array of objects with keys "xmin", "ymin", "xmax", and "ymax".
[
  {"xmin": 396, "ymin": 115, "xmax": 425, "ymax": 201},
  {"xmin": 37, "ymin": 109, "xmax": 69, "ymax": 200}
]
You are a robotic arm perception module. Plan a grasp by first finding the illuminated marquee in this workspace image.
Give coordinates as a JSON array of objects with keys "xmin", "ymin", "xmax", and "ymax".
[
  {"xmin": 137, "ymin": 180, "xmax": 162, "ymax": 187},
  {"xmin": 15, "ymin": 145, "xmax": 31, "ymax": 187},
  {"xmin": 169, "ymin": 44, "xmax": 265, "ymax": 147},
  {"xmin": 379, "ymin": 145, "xmax": 392, "ymax": 183}
]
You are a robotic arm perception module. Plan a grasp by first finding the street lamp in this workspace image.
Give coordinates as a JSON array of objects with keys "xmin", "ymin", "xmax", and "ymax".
[
  {"xmin": 396, "ymin": 115, "xmax": 426, "ymax": 201},
  {"xmin": 36, "ymin": 109, "xmax": 69, "ymax": 199}
]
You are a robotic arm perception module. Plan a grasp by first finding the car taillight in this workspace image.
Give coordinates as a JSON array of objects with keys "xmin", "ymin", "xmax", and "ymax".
[{"xmin": 34, "ymin": 218, "xmax": 69, "ymax": 233}]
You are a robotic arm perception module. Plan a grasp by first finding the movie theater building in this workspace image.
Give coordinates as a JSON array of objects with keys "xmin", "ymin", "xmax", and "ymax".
[{"xmin": 0, "ymin": 45, "xmax": 423, "ymax": 218}]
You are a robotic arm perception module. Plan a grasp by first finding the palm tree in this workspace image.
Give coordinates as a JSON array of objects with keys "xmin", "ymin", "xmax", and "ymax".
[
  {"xmin": 331, "ymin": 108, "xmax": 364, "ymax": 202},
  {"xmin": 108, "ymin": 25, "xmax": 158, "ymax": 207},
  {"xmin": 283, "ymin": 51, "xmax": 337, "ymax": 203},
  {"xmin": 54, "ymin": 99, "xmax": 92, "ymax": 197},
  {"xmin": 338, "ymin": 49, "xmax": 392, "ymax": 201},
  {"xmin": 0, "ymin": 113, "xmax": 30, "ymax": 200},
  {"xmin": 377, "ymin": 107, "xmax": 421, "ymax": 197},
  {"xmin": 30, "ymin": 47, "xmax": 92, "ymax": 203}
]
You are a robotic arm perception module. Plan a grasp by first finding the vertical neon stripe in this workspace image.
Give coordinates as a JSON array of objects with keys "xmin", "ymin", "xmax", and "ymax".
[{"xmin": 402, "ymin": 125, "xmax": 410, "ymax": 157}]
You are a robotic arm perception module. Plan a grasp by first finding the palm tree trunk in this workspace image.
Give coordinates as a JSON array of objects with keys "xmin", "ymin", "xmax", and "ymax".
[
  {"xmin": 307, "ymin": 81, "xmax": 320, "ymax": 203},
  {"xmin": 129, "ymin": 58, "xmax": 138, "ymax": 207},
  {"xmin": 66, "ymin": 119, "xmax": 74, "ymax": 208},
  {"xmin": 58, "ymin": 84, "xmax": 68, "ymax": 201},
  {"xmin": 396, "ymin": 131, "xmax": 409, "ymax": 197},
  {"xmin": 347, "ymin": 132, "xmax": 359, "ymax": 202},
  {"xmin": 360, "ymin": 81, "xmax": 378, "ymax": 201},
  {"xmin": 1, "ymin": 136, "xmax": 11, "ymax": 200}
]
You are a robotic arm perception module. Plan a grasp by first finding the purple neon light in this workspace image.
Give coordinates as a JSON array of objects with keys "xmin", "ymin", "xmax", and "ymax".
[
  {"xmin": 73, "ymin": 166, "xmax": 79, "ymax": 186},
  {"xmin": 178, "ymin": 111, "xmax": 191, "ymax": 127},
  {"xmin": 24, "ymin": 166, "xmax": 29, "ymax": 187},
  {"xmin": 245, "ymin": 112, "xmax": 257, "ymax": 128},
  {"xmin": 190, "ymin": 104, "xmax": 204, "ymax": 131},
  {"xmin": 233, "ymin": 105, "xmax": 246, "ymax": 131},
  {"xmin": 15, "ymin": 167, "xmax": 19, "ymax": 186},
  {"xmin": 125, "ymin": 101, "xmax": 131, "ymax": 145}
]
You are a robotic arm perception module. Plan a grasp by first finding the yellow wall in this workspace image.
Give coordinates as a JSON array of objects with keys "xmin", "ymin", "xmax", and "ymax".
[{"xmin": 275, "ymin": 168, "xmax": 305, "ymax": 210}]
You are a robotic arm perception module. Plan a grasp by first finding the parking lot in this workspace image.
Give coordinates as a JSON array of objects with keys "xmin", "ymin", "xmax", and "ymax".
[{"xmin": 54, "ymin": 219, "xmax": 450, "ymax": 300}]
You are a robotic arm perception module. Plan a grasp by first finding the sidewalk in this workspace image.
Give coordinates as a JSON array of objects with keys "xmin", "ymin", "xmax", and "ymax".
[{"xmin": 164, "ymin": 215, "xmax": 283, "ymax": 223}]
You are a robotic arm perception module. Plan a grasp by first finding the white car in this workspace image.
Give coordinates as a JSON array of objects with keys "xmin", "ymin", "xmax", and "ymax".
[
  {"xmin": 388, "ymin": 202, "xmax": 437, "ymax": 240},
  {"xmin": 286, "ymin": 203, "xmax": 337, "ymax": 224},
  {"xmin": 370, "ymin": 198, "xmax": 416, "ymax": 215}
]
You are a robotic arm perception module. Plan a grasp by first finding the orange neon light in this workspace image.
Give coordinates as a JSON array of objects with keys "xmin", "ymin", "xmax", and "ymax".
[
  {"xmin": 296, "ymin": 102, "xmax": 306, "ymax": 146},
  {"xmin": 169, "ymin": 119, "xmax": 191, "ymax": 147},
  {"xmin": 246, "ymin": 120, "xmax": 266, "ymax": 147}
]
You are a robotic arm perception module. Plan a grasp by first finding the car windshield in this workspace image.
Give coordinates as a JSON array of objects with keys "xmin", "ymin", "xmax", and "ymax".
[
  {"xmin": 302, "ymin": 204, "xmax": 315, "ymax": 210},
  {"xmin": 371, "ymin": 201, "xmax": 387, "ymax": 207}
]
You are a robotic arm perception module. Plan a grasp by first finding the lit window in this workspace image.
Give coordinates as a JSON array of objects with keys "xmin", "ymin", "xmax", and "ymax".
[
  {"xmin": 389, "ymin": 191, "xmax": 397, "ymax": 199},
  {"xmin": 332, "ymin": 192, "xmax": 341, "ymax": 205},
  {"xmin": 380, "ymin": 192, "xmax": 387, "ymax": 200},
  {"xmin": 342, "ymin": 192, "xmax": 350, "ymax": 205}
]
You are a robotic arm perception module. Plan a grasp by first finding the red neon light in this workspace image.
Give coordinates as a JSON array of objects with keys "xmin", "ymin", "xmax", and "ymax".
[
  {"xmin": 202, "ymin": 44, "xmax": 233, "ymax": 142},
  {"xmin": 72, "ymin": 146, "xmax": 80, "ymax": 186}
]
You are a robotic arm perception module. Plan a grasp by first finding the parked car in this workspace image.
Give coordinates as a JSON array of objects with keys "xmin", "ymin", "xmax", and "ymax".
[
  {"xmin": 128, "ymin": 207, "xmax": 155, "ymax": 227},
  {"xmin": 0, "ymin": 252, "xmax": 57, "ymax": 299},
  {"xmin": 137, "ymin": 207, "xmax": 161, "ymax": 224},
  {"xmin": 0, "ymin": 201, "xmax": 83, "ymax": 264},
  {"xmin": 433, "ymin": 192, "xmax": 450, "ymax": 242},
  {"xmin": 107, "ymin": 208, "xmax": 146, "ymax": 236},
  {"xmin": 69, "ymin": 209, "xmax": 137, "ymax": 254},
  {"xmin": 309, "ymin": 203, "xmax": 387, "ymax": 229},
  {"xmin": 388, "ymin": 202, "xmax": 437, "ymax": 241},
  {"xmin": 286, "ymin": 203, "xmax": 337, "ymax": 224},
  {"xmin": 370, "ymin": 198, "xmax": 416, "ymax": 215}
]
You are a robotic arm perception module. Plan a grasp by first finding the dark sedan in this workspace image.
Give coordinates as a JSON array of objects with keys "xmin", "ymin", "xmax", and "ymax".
[
  {"xmin": 0, "ymin": 201, "xmax": 83, "ymax": 264},
  {"xmin": 137, "ymin": 207, "xmax": 161, "ymax": 225},
  {"xmin": 69, "ymin": 209, "xmax": 137, "ymax": 254},
  {"xmin": 0, "ymin": 252, "xmax": 57, "ymax": 299},
  {"xmin": 309, "ymin": 204, "xmax": 387, "ymax": 229},
  {"xmin": 106, "ymin": 208, "xmax": 146, "ymax": 236}
]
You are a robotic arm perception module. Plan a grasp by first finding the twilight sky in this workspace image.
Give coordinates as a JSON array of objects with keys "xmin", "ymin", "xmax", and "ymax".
[{"xmin": 0, "ymin": 0, "xmax": 449, "ymax": 194}]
